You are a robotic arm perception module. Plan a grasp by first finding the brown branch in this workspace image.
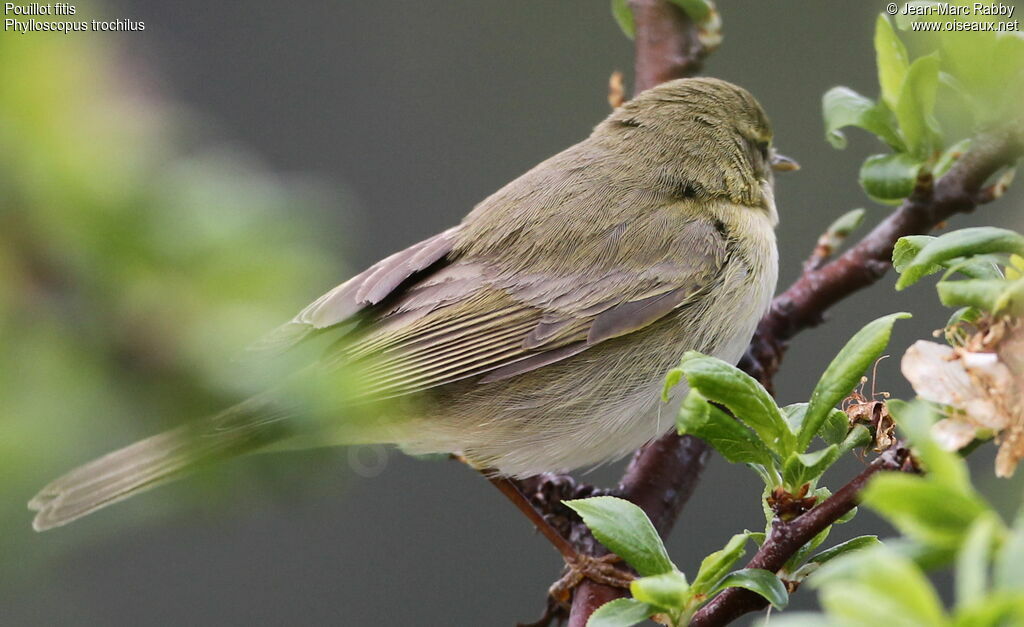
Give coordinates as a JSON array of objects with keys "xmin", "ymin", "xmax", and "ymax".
[
  {"xmin": 690, "ymin": 445, "xmax": 915, "ymax": 626},
  {"xmin": 630, "ymin": 0, "xmax": 708, "ymax": 92}
]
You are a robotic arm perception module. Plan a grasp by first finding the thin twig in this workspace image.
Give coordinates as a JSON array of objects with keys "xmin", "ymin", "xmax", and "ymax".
[{"xmin": 689, "ymin": 445, "xmax": 916, "ymax": 626}]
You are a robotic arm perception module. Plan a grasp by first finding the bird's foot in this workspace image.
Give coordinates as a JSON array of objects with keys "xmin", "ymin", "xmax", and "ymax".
[{"xmin": 548, "ymin": 552, "xmax": 634, "ymax": 604}]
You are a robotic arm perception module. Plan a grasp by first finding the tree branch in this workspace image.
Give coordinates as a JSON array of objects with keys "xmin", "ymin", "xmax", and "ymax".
[
  {"xmin": 630, "ymin": 0, "xmax": 708, "ymax": 91},
  {"xmin": 690, "ymin": 445, "xmax": 915, "ymax": 626}
]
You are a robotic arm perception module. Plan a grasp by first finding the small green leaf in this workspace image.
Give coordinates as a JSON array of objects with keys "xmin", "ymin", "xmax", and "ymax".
[
  {"xmin": 783, "ymin": 445, "xmax": 840, "ymax": 489},
  {"xmin": 956, "ymin": 514, "xmax": 1001, "ymax": 608},
  {"xmin": 859, "ymin": 152, "xmax": 923, "ymax": 203},
  {"xmin": 840, "ymin": 424, "xmax": 872, "ymax": 457},
  {"xmin": 820, "ymin": 408, "xmax": 851, "ymax": 446},
  {"xmin": 677, "ymin": 390, "xmax": 775, "ymax": 467},
  {"xmin": 662, "ymin": 367, "xmax": 684, "ymax": 402},
  {"xmin": 630, "ymin": 570, "xmax": 690, "ymax": 610},
  {"xmin": 709, "ymin": 569, "xmax": 789, "ymax": 609},
  {"xmin": 933, "ymin": 138, "xmax": 972, "ymax": 178},
  {"xmin": 565, "ymin": 497, "xmax": 674, "ymax": 577},
  {"xmin": 993, "ymin": 277, "xmax": 1024, "ymax": 315},
  {"xmin": 798, "ymin": 313, "xmax": 910, "ymax": 450},
  {"xmin": 995, "ymin": 509, "xmax": 1024, "ymax": 591},
  {"xmin": 954, "ymin": 595, "xmax": 1024, "ymax": 627},
  {"xmin": 825, "ymin": 208, "xmax": 868, "ymax": 241},
  {"xmin": 810, "ymin": 535, "xmax": 881, "ymax": 565},
  {"xmin": 938, "ymin": 279, "xmax": 1014, "ymax": 313},
  {"xmin": 861, "ymin": 474, "xmax": 987, "ymax": 550},
  {"xmin": 822, "ymin": 87, "xmax": 904, "ymax": 150},
  {"xmin": 835, "ymin": 505, "xmax": 859, "ymax": 526},
  {"xmin": 782, "ymin": 403, "xmax": 809, "ymax": 432},
  {"xmin": 667, "ymin": 0, "xmax": 711, "ymax": 22},
  {"xmin": 896, "ymin": 53, "xmax": 942, "ymax": 158},
  {"xmin": 611, "ymin": 0, "xmax": 635, "ymax": 40},
  {"xmin": 874, "ymin": 14, "xmax": 911, "ymax": 111},
  {"xmin": 896, "ymin": 227, "xmax": 1024, "ymax": 290},
  {"xmin": 813, "ymin": 548, "xmax": 947, "ymax": 625},
  {"xmin": 786, "ymin": 526, "xmax": 832, "ymax": 574},
  {"xmin": 676, "ymin": 352, "xmax": 793, "ymax": 455},
  {"xmin": 587, "ymin": 597, "xmax": 656, "ymax": 627},
  {"xmin": 692, "ymin": 532, "xmax": 751, "ymax": 594},
  {"xmin": 889, "ymin": 400, "xmax": 971, "ymax": 493},
  {"xmin": 893, "ymin": 235, "xmax": 935, "ymax": 274}
]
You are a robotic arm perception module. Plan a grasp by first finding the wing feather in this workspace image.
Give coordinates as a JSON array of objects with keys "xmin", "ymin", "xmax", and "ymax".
[{"xmin": 255, "ymin": 215, "xmax": 728, "ymax": 400}]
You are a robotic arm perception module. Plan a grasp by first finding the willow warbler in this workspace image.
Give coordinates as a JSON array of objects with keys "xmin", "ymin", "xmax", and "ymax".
[{"xmin": 30, "ymin": 77, "xmax": 793, "ymax": 531}]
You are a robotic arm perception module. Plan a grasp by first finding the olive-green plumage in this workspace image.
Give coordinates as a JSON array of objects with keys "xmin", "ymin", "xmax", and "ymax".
[{"xmin": 30, "ymin": 77, "xmax": 788, "ymax": 531}]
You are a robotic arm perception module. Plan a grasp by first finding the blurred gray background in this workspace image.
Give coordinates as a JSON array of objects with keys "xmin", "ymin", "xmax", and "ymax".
[{"xmin": 4, "ymin": 1, "xmax": 1022, "ymax": 625}]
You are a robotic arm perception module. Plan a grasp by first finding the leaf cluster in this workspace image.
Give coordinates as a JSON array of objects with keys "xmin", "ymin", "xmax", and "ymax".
[{"xmin": 824, "ymin": 7, "xmax": 1023, "ymax": 203}]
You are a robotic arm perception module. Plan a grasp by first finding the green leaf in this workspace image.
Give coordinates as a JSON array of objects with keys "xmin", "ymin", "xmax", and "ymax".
[
  {"xmin": 839, "ymin": 424, "xmax": 872, "ymax": 457},
  {"xmin": 587, "ymin": 597, "xmax": 656, "ymax": 627},
  {"xmin": 564, "ymin": 497, "xmax": 674, "ymax": 577},
  {"xmin": 861, "ymin": 474, "xmax": 987, "ymax": 550},
  {"xmin": 611, "ymin": 0, "xmax": 635, "ymax": 40},
  {"xmin": 662, "ymin": 367, "xmax": 684, "ymax": 402},
  {"xmin": 810, "ymin": 535, "xmax": 881, "ymax": 566},
  {"xmin": 782, "ymin": 403, "xmax": 810, "ymax": 433},
  {"xmin": 956, "ymin": 514, "xmax": 1001, "ymax": 608},
  {"xmin": 630, "ymin": 570, "xmax": 690, "ymax": 610},
  {"xmin": 709, "ymin": 569, "xmax": 788, "ymax": 609},
  {"xmin": 755, "ymin": 613, "xmax": 838, "ymax": 627},
  {"xmin": 786, "ymin": 526, "xmax": 832, "ymax": 575},
  {"xmin": 874, "ymin": 14, "xmax": 911, "ymax": 111},
  {"xmin": 933, "ymin": 138, "xmax": 972, "ymax": 178},
  {"xmin": 825, "ymin": 208, "xmax": 868, "ymax": 241},
  {"xmin": 783, "ymin": 445, "xmax": 840, "ymax": 489},
  {"xmin": 822, "ymin": 87, "xmax": 903, "ymax": 150},
  {"xmin": 691, "ymin": 532, "xmax": 751, "ymax": 594},
  {"xmin": 896, "ymin": 227, "xmax": 1024, "ymax": 290},
  {"xmin": 814, "ymin": 548, "xmax": 948, "ymax": 626},
  {"xmin": 954, "ymin": 594, "xmax": 1024, "ymax": 627},
  {"xmin": 859, "ymin": 152, "xmax": 923, "ymax": 203},
  {"xmin": 896, "ymin": 53, "xmax": 942, "ymax": 158},
  {"xmin": 667, "ymin": 0, "xmax": 711, "ymax": 21},
  {"xmin": 993, "ymin": 277, "xmax": 1024, "ymax": 315},
  {"xmin": 677, "ymin": 390, "xmax": 775, "ymax": 467},
  {"xmin": 938, "ymin": 279, "xmax": 1015, "ymax": 313},
  {"xmin": 894, "ymin": 235, "xmax": 937, "ymax": 274},
  {"xmin": 995, "ymin": 509, "xmax": 1024, "ymax": 591},
  {"xmin": 889, "ymin": 399, "xmax": 970, "ymax": 493},
  {"xmin": 820, "ymin": 408, "xmax": 851, "ymax": 446},
  {"xmin": 676, "ymin": 352, "xmax": 793, "ymax": 455},
  {"xmin": 798, "ymin": 313, "xmax": 911, "ymax": 450}
]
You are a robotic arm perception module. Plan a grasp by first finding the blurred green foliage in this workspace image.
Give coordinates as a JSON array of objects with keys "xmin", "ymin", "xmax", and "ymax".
[
  {"xmin": 823, "ymin": 2, "xmax": 1023, "ymax": 204},
  {"xmin": 0, "ymin": 10, "xmax": 345, "ymax": 558}
]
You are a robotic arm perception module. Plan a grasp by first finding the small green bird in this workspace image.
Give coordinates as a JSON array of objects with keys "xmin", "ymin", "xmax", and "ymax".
[{"xmin": 30, "ymin": 77, "xmax": 794, "ymax": 531}]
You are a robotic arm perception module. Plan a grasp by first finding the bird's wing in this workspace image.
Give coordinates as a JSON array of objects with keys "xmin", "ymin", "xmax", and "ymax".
[
  {"xmin": 304, "ymin": 216, "xmax": 729, "ymax": 399},
  {"xmin": 250, "ymin": 226, "xmax": 461, "ymax": 353}
]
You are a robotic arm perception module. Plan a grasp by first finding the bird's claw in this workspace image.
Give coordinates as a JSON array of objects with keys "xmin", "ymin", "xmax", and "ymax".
[{"xmin": 548, "ymin": 553, "xmax": 634, "ymax": 604}]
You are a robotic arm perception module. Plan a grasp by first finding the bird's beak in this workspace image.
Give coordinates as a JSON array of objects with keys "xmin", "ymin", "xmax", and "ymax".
[{"xmin": 770, "ymin": 149, "xmax": 800, "ymax": 173}]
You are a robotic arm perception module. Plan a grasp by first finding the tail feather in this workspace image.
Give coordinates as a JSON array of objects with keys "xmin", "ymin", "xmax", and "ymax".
[{"xmin": 29, "ymin": 397, "xmax": 291, "ymax": 531}]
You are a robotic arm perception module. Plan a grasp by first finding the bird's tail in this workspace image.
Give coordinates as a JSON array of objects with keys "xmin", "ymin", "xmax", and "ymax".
[{"xmin": 29, "ymin": 396, "xmax": 292, "ymax": 532}]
